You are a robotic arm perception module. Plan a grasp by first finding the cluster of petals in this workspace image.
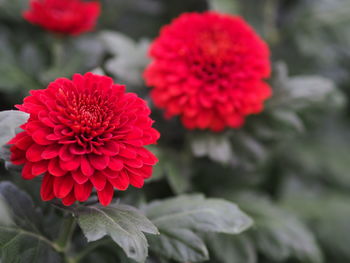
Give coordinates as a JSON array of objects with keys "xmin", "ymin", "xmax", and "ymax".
[
  {"xmin": 144, "ymin": 12, "xmax": 272, "ymax": 132},
  {"xmin": 23, "ymin": 0, "xmax": 101, "ymax": 36},
  {"xmin": 9, "ymin": 73, "xmax": 159, "ymax": 206}
]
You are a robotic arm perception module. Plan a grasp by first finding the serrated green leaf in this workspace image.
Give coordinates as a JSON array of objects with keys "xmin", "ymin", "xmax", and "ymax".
[
  {"xmin": 145, "ymin": 194, "xmax": 253, "ymax": 262},
  {"xmin": 205, "ymin": 233, "xmax": 257, "ymax": 263},
  {"xmin": 0, "ymin": 182, "xmax": 60, "ymax": 263},
  {"xmin": 75, "ymin": 203, "xmax": 158, "ymax": 263},
  {"xmin": 238, "ymin": 195, "xmax": 323, "ymax": 263}
]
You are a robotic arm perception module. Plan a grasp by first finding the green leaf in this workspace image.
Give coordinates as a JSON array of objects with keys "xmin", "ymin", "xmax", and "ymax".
[
  {"xmin": 0, "ymin": 110, "xmax": 29, "ymax": 148},
  {"xmin": 238, "ymin": 195, "xmax": 323, "ymax": 263},
  {"xmin": 270, "ymin": 63, "xmax": 345, "ymax": 111},
  {"xmin": 209, "ymin": 0, "xmax": 239, "ymax": 14},
  {"xmin": 144, "ymin": 194, "xmax": 253, "ymax": 262},
  {"xmin": 205, "ymin": 233, "xmax": 257, "ymax": 263},
  {"xmin": 0, "ymin": 110, "xmax": 28, "ymax": 167},
  {"xmin": 281, "ymin": 177, "xmax": 350, "ymax": 262},
  {"xmin": 0, "ymin": 182, "xmax": 60, "ymax": 263},
  {"xmin": 190, "ymin": 133, "xmax": 235, "ymax": 165},
  {"xmin": 101, "ymin": 31, "xmax": 150, "ymax": 88},
  {"xmin": 74, "ymin": 203, "xmax": 159, "ymax": 263}
]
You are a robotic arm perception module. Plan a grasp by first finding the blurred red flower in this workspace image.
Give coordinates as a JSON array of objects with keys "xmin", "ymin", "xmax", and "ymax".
[
  {"xmin": 8, "ymin": 73, "xmax": 159, "ymax": 206},
  {"xmin": 144, "ymin": 12, "xmax": 271, "ymax": 132},
  {"xmin": 23, "ymin": 0, "xmax": 101, "ymax": 36}
]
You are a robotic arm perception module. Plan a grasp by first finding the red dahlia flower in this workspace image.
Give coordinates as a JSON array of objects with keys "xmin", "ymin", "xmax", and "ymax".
[
  {"xmin": 8, "ymin": 73, "xmax": 159, "ymax": 206},
  {"xmin": 144, "ymin": 12, "xmax": 272, "ymax": 132},
  {"xmin": 23, "ymin": 0, "xmax": 101, "ymax": 36}
]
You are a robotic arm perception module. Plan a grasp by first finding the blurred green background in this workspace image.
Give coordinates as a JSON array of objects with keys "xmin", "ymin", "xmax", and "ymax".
[{"xmin": 1, "ymin": 0, "xmax": 350, "ymax": 263}]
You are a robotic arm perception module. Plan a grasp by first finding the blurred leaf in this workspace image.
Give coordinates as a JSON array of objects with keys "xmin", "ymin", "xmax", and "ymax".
[
  {"xmin": 152, "ymin": 148, "xmax": 191, "ymax": 193},
  {"xmin": 205, "ymin": 233, "xmax": 257, "ymax": 263},
  {"xmin": 0, "ymin": 34, "xmax": 40, "ymax": 93},
  {"xmin": 0, "ymin": 110, "xmax": 28, "ymax": 148},
  {"xmin": 0, "ymin": 0, "xmax": 28, "ymax": 20},
  {"xmin": 237, "ymin": 195, "xmax": 323, "ymax": 263},
  {"xmin": 282, "ymin": 185, "xmax": 350, "ymax": 262},
  {"xmin": 0, "ymin": 181, "xmax": 60, "ymax": 263},
  {"xmin": 101, "ymin": 31, "xmax": 150, "ymax": 88},
  {"xmin": 209, "ymin": 0, "xmax": 239, "ymax": 14},
  {"xmin": 144, "ymin": 194, "xmax": 253, "ymax": 262},
  {"xmin": 270, "ymin": 62, "xmax": 345, "ymax": 111},
  {"xmin": 190, "ymin": 133, "xmax": 235, "ymax": 165},
  {"xmin": 75, "ymin": 203, "xmax": 158, "ymax": 263}
]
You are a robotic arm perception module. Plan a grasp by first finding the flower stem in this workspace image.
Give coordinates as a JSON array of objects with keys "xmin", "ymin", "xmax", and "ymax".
[
  {"xmin": 263, "ymin": 0, "xmax": 279, "ymax": 45},
  {"xmin": 56, "ymin": 214, "xmax": 76, "ymax": 252},
  {"xmin": 52, "ymin": 36, "xmax": 64, "ymax": 68}
]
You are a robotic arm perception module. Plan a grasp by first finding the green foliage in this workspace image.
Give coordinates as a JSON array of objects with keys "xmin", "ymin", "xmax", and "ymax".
[
  {"xmin": 0, "ymin": 110, "xmax": 28, "ymax": 148},
  {"xmin": 74, "ymin": 204, "xmax": 158, "ymax": 263},
  {"xmin": 144, "ymin": 194, "xmax": 253, "ymax": 262},
  {"xmin": 237, "ymin": 195, "xmax": 323, "ymax": 263},
  {"xmin": 0, "ymin": 0, "xmax": 350, "ymax": 262},
  {"xmin": 205, "ymin": 233, "xmax": 256, "ymax": 263},
  {"xmin": 0, "ymin": 181, "xmax": 61, "ymax": 263},
  {"xmin": 101, "ymin": 31, "xmax": 150, "ymax": 89}
]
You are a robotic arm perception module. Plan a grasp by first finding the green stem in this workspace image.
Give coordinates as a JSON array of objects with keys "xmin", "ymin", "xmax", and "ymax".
[
  {"xmin": 56, "ymin": 215, "xmax": 76, "ymax": 251},
  {"xmin": 263, "ymin": 0, "xmax": 279, "ymax": 45},
  {"xmin": 52, "ymin": 37, "xmax": 64, "ymax": 68}
]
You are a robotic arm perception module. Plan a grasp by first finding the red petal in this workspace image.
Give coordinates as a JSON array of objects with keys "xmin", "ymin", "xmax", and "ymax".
[
  {"xmin": 22, "ymin": 162, "xmax": 37, "ymax": 180},
  {"xmin": 90, "ymin": 172, "xmax": 106, "ymax": 191},
  {"xmin": 126, "ymin": 165, "xmax": 153, "ymax": 179},
  {"xmin": 59, "ymin": 145, "xmax": 74, "ymax": 161},
  {"xmin": 32, "ymin": 128, "xmax": 53, "ymax": 145},
  {"xmin": 62, "ymin": 191, "xmax": 76, "ymax": 206},
  {"xmin": 97, "ymin": 182, "xmax": 114, "ymax": 206},
  {"xmin": 7, "ymin": 132, "xmax": 26, "ymax": 145},
  {"xmin": 69, "ymin": 144, "xmax": 87, "ymax": 155},
  {"xmin": 41, "ymin": 144, "xmax": 60, "ymax": 159},
  {"xmin": 74, "ymin": 182, "xmax": 93, "ymax": 202},
  {"xmin": 72, "ymin": 170, "xmax": 88, "ymax": 184},
  {"xmin": 123, "ymin": 158, "xmax": 143, "ymax": 168},
  {"xmin": 128, "ymin": 171, "xmax": 144, "ymax": 188},
  {"xmin": 119, "ymin": 147, "xmax": 137, "ymax": 159},
  {"xmin": 32, "ymin": 160, "xmax": 49, "ymax": 176},
  {"xmin": 137, "ymin": 148, "xmax": 158, "ymax": 165},
  {"xmin": 108, "ymin": 170, "xmax": 129, "ymax": 190},
  {"xmin": 26, "ymin": 143, "xmax": 45, "ymax": 162},
  {"xmin": 88, "ymin": 154, "xmax": 109, "ymax": 170},
  {"xmin": 10, "ymin": 146, "xmax": 26, "ymax": 165},
  {"xmin": 59, "ymin": 155, "xmax": 80, "ymax": 171},
  {"xmin": 54, "ymin": 175, "xmax": 74, "ymax": 198},
  {"xmin": 108, "ymin": 157, "xmax": 124, "ymax": 171},
  {"xmin": 41, "ymin": 173, "xmax": 55, "ymax": 201},
  {"xmin": 100, "ymin": 141, "xmax": 120, "ymax": 156},
  {"xmin": 48, "ymin": 158, "xmax": 66, "ymax": 176},
  {"xmin": 81, "ymin": 156, "xmax": 94, "ymax": 176},
  {"xmin": 14, "ymin": 135, "xmax": 33, "ymax": 150}
]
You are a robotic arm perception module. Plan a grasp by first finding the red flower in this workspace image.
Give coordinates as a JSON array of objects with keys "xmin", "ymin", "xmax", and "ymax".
[
  {"xmin": 144, "ymin": 12, "xmax": 271, "ymax": 132},
  {"xmin": 8, "ymin": 73, "xmax": 159, "ymax": 206},
  {"xmin": 23, "ymin": 0, "xmax": 101, "ymax": 36}
]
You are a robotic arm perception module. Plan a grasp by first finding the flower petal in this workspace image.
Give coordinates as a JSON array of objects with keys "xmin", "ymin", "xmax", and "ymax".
[
  {"xmin": 54, "ymin": 175, "xmax": 74, "ymax": 198},
  {"xmin": 97, "ymin": 182, "xmax": 114, "ymax": 206},
  {"xmin": 41, "ymin": 173, "xmax": 55, "ymax": 201},
  {"xmin": 74, "ymin": 182, "xmax": 93, "ymax": 202},
  {"xmin": 90, "ymin": 172, "xmax": 106, "ymax": 191},
  {"xmin": 108, "ymin": 170, "xmax": 129, "ymax": 190}
]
